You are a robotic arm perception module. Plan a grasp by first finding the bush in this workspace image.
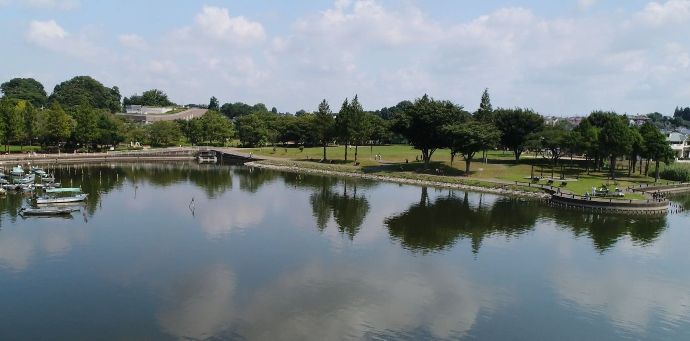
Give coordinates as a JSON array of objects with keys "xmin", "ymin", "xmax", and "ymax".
[{"xmin": 659, "ymin": 166, "xmax": 690, "ymax": 182}]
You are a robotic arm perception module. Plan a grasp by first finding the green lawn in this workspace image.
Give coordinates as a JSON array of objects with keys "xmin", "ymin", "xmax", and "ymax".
[
  {"xmin": 241, "ymin": 144, "xmax": 662, "ymax": 200},
  {"xmin": 0, "ymin": 145, "xmax": 41, "ymax": 153}
]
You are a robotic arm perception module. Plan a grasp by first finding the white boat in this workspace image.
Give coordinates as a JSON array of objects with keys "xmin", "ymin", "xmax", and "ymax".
[
  {"xmin": 31, "ymin": 167, "xmax": 47, "ymax": 176},
  {"xmin": 14, "ymin": 173, "xmax": 35, "ymax": 184},
  {"xmin": 40, "ymin": 174, "xmax": 55, "ymax": 182},
  {"xmin": 197, "ymin": 150, "xmax": 218, "ymax": 163},
  {"xmin": 10, "ymin": 165, "xmax": 24, "ymax": 177},
  {"xmin": 37, "ymin": 188, "xmax": 87, "ymax": 204}
]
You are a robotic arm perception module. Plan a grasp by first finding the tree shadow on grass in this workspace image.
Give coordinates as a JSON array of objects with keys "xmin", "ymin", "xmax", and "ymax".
[
  {"xmin": 295, "ymin": 159, "xmax": 356, "ymax": 165},
  {"xmin": 361, "ymin": 161, "xmax": 468, "ymax": 176}
]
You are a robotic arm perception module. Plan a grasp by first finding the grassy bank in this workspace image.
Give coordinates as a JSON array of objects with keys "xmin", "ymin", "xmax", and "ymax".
[{"xmin": 243, "ymin": 145, "xmax": 662, "ymax": 200}]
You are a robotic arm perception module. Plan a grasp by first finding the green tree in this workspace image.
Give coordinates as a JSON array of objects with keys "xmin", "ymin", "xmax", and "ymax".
[
  {"xmin": 335, "ymin": 98, "xmax": 356, "ymax": 161},
  {"xmin": 208, "ymin": 96, "xmax": 220, "ymax": 111},
  {"xmin": 640, "ymin": 122, "xmax": 674, "ymax": 182},
  {"xmin": 73, "ymin": 104, "xmax": 99, "ymax": 150},
  {"xmin": 96, "ymin": 113, "xmax": 126, "ymax": 148},
  {"xmin": 314, "ymin": 99, "xmax": 335, "ymax": 161},
  {"xmin": 531, "ymin": 124, "xmax": 571, "ymax": 174},
  {"xmin": 147, "ymin": 121, "xmax": 182, "ymax": 147},
  {"xmin": 22, "ymin": 101, "xmax": 39, "ymax": 146},
  {"xmin": 444, "ymin": 120, "xmax": 501, "ymax": 173},
  {"xmin": 598, "ymin": 113, "xmax": 633, "ymax": 179},
  {"xmin": 123, "ymin": 89, "xmax": 175, "ymax": 107},
  {"xmin": 494, "ymin": 108, "xmax": 544, "ymax": 161},
  {"xmin": 574, "ymin": 119, "xmax": 600, "ymax": 172},
  {"xmin": 49, "ymin": 76, "xmax": 121, "ymax": 113},
  {"xmin": 181, "ymin": 118, "xmax": 205, "ymax": 145},
  {"xmin": 392, "ymin": 94, "xmax": 468, "ymax": 169},
  {"xmin": 39, "ymin": 102, "xmax": 74, "ymax": 151},
  {"xmin": 236, "ymin": 113, "xmax": 268, "ymax": 147},
  {"xmin": 201, "ymin": 110, "xmax": 234, "ymax": 145},
  {"xmin": 475, "ymin": 88, "xmax": 494, "ymax": 123},
  {"xmin": 348, "ymin": 95, "xmax": 370, "ymax": 163},
  {"xmin": 475, "ymin": 88, "xmax": 494, "ymax": 163},
  {"xmin": 0, "ymin": 99, "xmax": 25, "ymax": 152},
  {"xmin": 1, "ymin": 78, "xmax": 48, "ymax": 107}
]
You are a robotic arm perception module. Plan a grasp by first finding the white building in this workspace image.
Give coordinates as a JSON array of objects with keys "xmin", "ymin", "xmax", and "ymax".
[
  {"xmin": 124, "ymin": 105, "xmax": 173, "ymax": 114},
  {"xmin": 667, "ymin": 131, "xmax": 690, "ymax": 159}
]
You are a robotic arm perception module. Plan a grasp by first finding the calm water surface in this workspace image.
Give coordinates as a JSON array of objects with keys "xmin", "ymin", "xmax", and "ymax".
[{"xmin": 0, "ymin": 162, "xmax": 688, "ymax": 340}]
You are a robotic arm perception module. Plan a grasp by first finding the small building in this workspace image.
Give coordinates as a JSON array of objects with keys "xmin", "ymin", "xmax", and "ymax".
[
  {"xmin": 667, "ymin": 131, "xmax": 689, "ymax": 159},
  {"xmin": 629, "ymin": 115, "xmax": 650, "ymax": 127}
]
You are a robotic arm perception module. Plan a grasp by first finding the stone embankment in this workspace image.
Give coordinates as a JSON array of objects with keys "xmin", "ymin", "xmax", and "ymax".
[
  {"xmin": 549, "ymin": 193, "xmax": 669, "ymax": 214},
  {"xmin": 0, "ymin": 148, "xmax": 196, "ymax": 165},
  {"xmin": 245, "ymin": 161, "xmax": 550, "ymax": 199}
]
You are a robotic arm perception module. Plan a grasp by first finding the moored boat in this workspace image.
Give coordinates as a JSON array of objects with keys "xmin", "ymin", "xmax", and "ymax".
[
  {"xmin": 14, "ymin": 173, "xmax": 35, "ymax": 184},
  {"xmin": 197, "ymin": 150, "xmax": 218, "ymax": 163},
  {"xmin": 10, "ymin": 165, "xmax": 24, "ymax": 177},
  {"xmin": 37, "ymin": 187, "xmax": 87, "ymax": 204},
  {"xmin": 19, "ymin": 206, "xmax": 79, "ymax": 216},
  {"xmin": 31, "ymin": 167, "xmax": 47, "ymax": 176},
  {"xmin": 40, "ymin": 173, "xmax": 56, "ymax": 183}
]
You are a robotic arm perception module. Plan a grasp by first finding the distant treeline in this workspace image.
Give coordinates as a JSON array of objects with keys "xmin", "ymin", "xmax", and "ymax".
[{"xmin": 0, "ymin": 76, "xmax": 680, "ymax": 181}]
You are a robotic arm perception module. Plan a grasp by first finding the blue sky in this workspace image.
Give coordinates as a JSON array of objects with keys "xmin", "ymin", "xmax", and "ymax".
[{"xmin": 1, "ymin": 0, "xmax": 689, "ymax": 116}]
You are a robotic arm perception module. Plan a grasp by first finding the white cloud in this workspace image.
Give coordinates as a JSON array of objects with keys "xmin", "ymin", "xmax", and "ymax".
[
  {"xmin": 635, "ymin": 0, "xmax": 690, "ymax": 26},
  {"xmin": 118, "ymin": 33, "xmax": 147, "ymax": 50},
  {"xmin": 26, "ymin": 19, "xmax": 67, "ymax": 43},
  {"xmin": 19, "ymin": 1, "xmax": 690, "ymax": 115},
  {"xmin": 25, "ymin": 19, "xmax": 103, "ymax": 61},
  {"xmin": 194, "ymin": 5, "xmax": 265, "ymax": 44}
]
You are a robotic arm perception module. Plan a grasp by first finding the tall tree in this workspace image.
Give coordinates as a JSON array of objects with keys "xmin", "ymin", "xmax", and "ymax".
[
  {"xmin": 392, "ymin": 94, "xmax": 469, "ymax": 169},
  {"xmin": 574, "ymin": 119, "xmax": 600, "ymax": 172},
  {"xmin": 49, "ymin": 76, "xmax": 121, "ymax": 113},
  {"xmin": 201, "ymin": 110, "xmax": 235, "ymax": 145},
  {"xmin": 531, "ymin": 124, "xmax": 571, "ymax": 175},
  {"xmin": 335, "ymin": 98, "xmax": 356, "ymax": 162},
  {"xmin": 444, "ymin": 120, "xmax": 501, "ymax": 173},
  {"xmin": 147, "ymin": 121, "xmax": 182, "ymax": 147},
  {"xmin": 73, "ymin": 104, "xmax": 99, "ymax": 150},
  {"xmin": 96, "ymin": 113, "xmax": 126, "ymax": 148},
  {"xmin": 475, "ymin": 88, "xmax": 494, "ymax": 123},
  {"xmin": 0, "ymin": 99, "xmax": 25, "ymax": 152},
  {"xmin": 1, "ymin": 78, "xmax": 48, "ymax": 107},
  {"xmin": 314, "ymin": 99, "xmax": 334, "ymax": 161},
  {"xmin": 598, "ymin": 113, "xmax": 633, "ymax": 179},
  {"xmin": 22, "ymin": 101, "xmax": 39, "ymax": 146},
  {"xmin": 494, "ymin": 108, "xmax": 544, "ymax": 161},
  {"xmin": 39, "ymin": 102, "xmax": 74, "ymax": 151},
  {"xmin": 236, "ymin": 113, "xmax": 268, "ymax": 147},
  {"xmin": 640, "ymin": 122, "xmax": 674, "ymax": 182},
  {"xmin": 475, "ymin": 88, "xmax": 495, "ymax": 163},
  {"xmin": 348, "ymin": 95, "xmax": 370, "ymax": 163},
  {"xmin": 208, "ymin": 96, "xmax": 220, "ymax": 111}
]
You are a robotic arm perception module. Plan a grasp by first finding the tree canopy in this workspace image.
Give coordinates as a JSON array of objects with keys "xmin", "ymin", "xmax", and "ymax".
[
  {"xmin": 444, "ymin": 119, "xmax": 500, "ymax": 173},
  {"xmin": 392, "ymin": 94, "xmax": 469, "ymax": 168},
  {"xmin": 1, "ymin": 78, "xmax": 48, "ymax": 107},
  {"xmin": 494, "ymin": 108, "xmax": 544, "ymax": 161},
  {"xmin": 123, "ymin": 89, "xmax": 175, "ymax": 107},
  {"xmin": 49, "ymin": 76, "xmax": 121, "ymax": 113}
]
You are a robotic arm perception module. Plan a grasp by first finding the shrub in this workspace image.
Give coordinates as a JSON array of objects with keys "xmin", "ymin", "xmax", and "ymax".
[{"xmin": 659, "ymin": 166, "xmax": 690, "ymax": 182}]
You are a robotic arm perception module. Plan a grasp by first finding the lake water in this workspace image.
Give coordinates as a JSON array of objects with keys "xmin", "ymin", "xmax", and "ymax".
[{"xmin": 0, "ymin": 162, "xmax": 688, "ymax": 340}]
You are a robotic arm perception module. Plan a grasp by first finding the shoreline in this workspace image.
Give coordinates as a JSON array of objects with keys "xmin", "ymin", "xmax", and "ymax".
[{"xmin": 244, "ymin": 160, "xmax": 551, "ymax": 199}]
